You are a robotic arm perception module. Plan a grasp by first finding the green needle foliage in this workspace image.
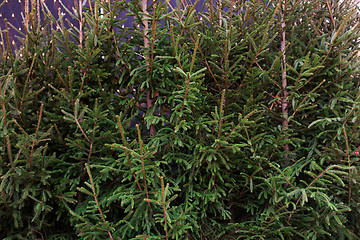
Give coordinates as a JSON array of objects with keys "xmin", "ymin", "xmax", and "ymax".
[{"xmin": 1, "ymin": 0, "xmax": 360, "ymax": 239}]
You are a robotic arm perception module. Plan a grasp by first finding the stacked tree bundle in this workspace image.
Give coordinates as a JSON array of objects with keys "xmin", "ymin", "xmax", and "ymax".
[{"xmin": 0, "ymin": 0, "xmax": 360, "ymax": 239}]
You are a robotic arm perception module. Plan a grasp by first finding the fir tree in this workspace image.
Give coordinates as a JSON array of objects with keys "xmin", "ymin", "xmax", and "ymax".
[{"xmin": 0, "ymin": 0, "xmax": 360, "ymax": 239}]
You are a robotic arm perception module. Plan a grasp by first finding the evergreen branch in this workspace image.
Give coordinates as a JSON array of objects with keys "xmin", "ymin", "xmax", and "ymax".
[
  {"xmin": 116, "ymin": 115, "xmax": 142, "ymax": 192},
  {"xmin": 280, "ymin": 0, "xmax": 289, "ymax": 163},
  {"xmin": 260, "ymin": 204, "xmax": 288, "ymax": 238},
  {"xmin": 217, "ymin": 89, "xmax": 225, "ymax": 138},
  {"xmin": 342, "ymin": 126, "xmax": 352, "ymax": 203},
  {"xmin": 84, "ymin": 163, "xmax": 114, "ymax": 240},
  {"xmin": 164, "ymin": 34, "xmax": 200, "ymax": 154},
  {"xmin": 160, "ymin": 176, "xmax": 169, "ymax": 240},
  {"xmin": 29, "ymin": 103, "xmax": 44, "ymax": 170},
  {"xmin": 267, "ymin": 79, "xmax": 326, "ymax": 161},
  {"xmin": 269, "ymin": 163, "xmax": 296, "ymax": 189},
  {"xmin": 136, "ymin": 124, "xmax": 151, "ymax": 208}
]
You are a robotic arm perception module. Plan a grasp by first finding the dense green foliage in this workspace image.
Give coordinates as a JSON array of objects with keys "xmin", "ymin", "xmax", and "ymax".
[{"xmin": 1, "ymin": 0, "xmax": 360, "ymax": 239}]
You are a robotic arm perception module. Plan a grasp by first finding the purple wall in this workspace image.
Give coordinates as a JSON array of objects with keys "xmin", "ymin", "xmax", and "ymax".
[
  {"xmin": 0, "ymin": 0, "xmax": 83, "ymax": 48},
  {"xmin": 0, "ymin": 0, "xmax": 206, "ymax": 49}
]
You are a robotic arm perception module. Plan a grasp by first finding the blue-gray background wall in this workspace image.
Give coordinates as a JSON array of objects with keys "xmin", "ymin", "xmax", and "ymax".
[{"xmin": 0, "ymin": 0, "xmax": 207, "ymax": 49}]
